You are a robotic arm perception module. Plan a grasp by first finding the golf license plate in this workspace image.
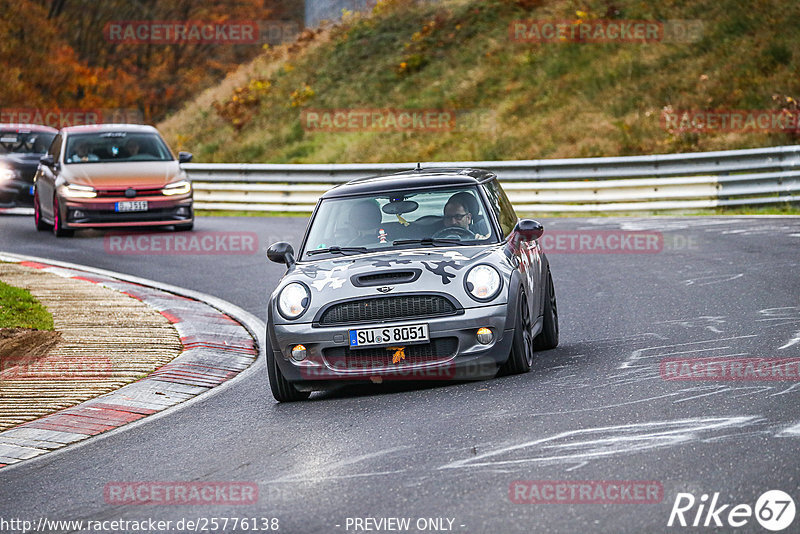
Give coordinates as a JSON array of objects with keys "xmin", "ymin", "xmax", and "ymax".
[
  {"xmin": 349, "ymin": 324, "xmax": 429, "ymax": 348},
  {"xmin": 115, "ymin": 201, "xmax": 148, "ymax": 212}
]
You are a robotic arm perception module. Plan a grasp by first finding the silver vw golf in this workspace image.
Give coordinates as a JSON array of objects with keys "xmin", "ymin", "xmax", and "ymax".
[{"xmin": 265, "ymin": 168, "xmax": 558, "ymax": 401}]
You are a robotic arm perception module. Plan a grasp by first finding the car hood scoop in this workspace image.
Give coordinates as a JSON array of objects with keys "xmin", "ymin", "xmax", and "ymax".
[{"xmin": 352, "ymin": 269, "xmax": 421, "ymax": 287}]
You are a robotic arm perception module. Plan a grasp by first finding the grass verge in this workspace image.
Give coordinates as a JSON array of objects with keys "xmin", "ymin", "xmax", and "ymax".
[{"xmin": 0, "ymin": 280, "xmax": 55, "ymax": 330}]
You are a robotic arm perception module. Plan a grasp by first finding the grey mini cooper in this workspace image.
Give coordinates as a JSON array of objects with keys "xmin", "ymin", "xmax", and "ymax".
[{"xmin": 265, "ymin": 168, "xmax": 558, "ymax": 401}]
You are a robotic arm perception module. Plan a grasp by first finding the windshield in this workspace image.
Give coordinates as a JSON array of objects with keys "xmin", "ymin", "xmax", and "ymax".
[
  {"xmin": 0, "ymin": 130, "xmax": 56, "ymax": 155},
  {"xmin": 301, "ymin": 186, "xmax": 497, "ymax": 259},
  {"xmin": 64, "ymin": 131, "xmax": 173, "ymax": 164}
]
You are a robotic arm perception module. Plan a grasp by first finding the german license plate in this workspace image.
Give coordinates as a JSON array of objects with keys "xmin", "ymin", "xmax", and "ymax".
[
  {"xmin": 29, "ymin": 185, "xmax": 35, "ymax": 196},
  {"xmin": 115, "ymin": 201, "xmax": 148, "ymax": 212},
  {"xmin": 349, "ymin": 324, "xmax": 429, "ymax": 348}
]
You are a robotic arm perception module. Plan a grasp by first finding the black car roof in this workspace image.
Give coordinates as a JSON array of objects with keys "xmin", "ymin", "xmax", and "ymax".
[
  {"xmin": 0, "ymin": 124, "xmax": 58, "ymax": 133},
  {"xmin": 322, "ymin": 167, "xmax": 496, "ymax": 198}
]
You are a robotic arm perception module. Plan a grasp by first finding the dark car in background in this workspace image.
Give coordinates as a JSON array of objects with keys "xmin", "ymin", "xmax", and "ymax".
[{"xmin": 0, "ymin": 124, "xmax": 58, "ymax": 208}]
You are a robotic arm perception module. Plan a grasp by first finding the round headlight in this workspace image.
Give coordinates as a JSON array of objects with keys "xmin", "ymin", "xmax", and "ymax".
[
  {"xmin": 465, "ymin": 265, "xmax": 502, "ymax": 301},
  {"xmin": 0, "ymin": 164, "xmax": 16, "ymax": 182},
  {"xmin": 277, "ymin": 282, "xmax": 310, "ymax": 319}
]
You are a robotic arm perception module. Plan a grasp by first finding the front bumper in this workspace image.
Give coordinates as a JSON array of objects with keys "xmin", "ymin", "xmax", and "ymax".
[
  {"xmin": 60, "ymin": 194, "xmax": 193, "ymax": 228},
  {"xmin": 270, "ymin": 303, "xmax": 514, "ymax": 385},
  {"xmin": 0, "ymin": 179, "xmax": 34, "ymax": 208}
]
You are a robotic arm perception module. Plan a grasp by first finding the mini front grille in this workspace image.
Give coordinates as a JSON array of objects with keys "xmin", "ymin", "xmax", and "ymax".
[
  {"xmin": 318, "ymin": 295, "xmax": 458, "ymax": 326},
  {"xmin": 323, "ymin": 337, "xmax": 458, "ymax": 370}
]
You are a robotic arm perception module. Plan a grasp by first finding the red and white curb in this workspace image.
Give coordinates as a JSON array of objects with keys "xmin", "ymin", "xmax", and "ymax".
[
  {"xmin": 0, "ymin": 254, "xmax": 261, "ymax": 469},
  {"xmin": 0, "ymin": 207, "xmax": 34, "ymax": 216}
]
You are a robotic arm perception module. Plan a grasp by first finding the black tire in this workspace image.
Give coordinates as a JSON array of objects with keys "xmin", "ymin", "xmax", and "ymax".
[
  {"xmin": 174, "ymin": 221, "xmax": 194, "ymax": 232},
  {"xmin": 52, "ymin": 196, "xmax": 74, "ymax": 237},
  {"xmin": 266, "ymin": 334, "xmax": 310, "ymax": 402},
  {"xmin": 34, "ymin": 190, "xmax": 51, "ymax": 231},
  {"xmin": 500, "ymin": 290, "xmax": 534, "ymax": 375},
  {"xmin": 533, "ymin": 268, "xmax": 559, "ymax": 350}
]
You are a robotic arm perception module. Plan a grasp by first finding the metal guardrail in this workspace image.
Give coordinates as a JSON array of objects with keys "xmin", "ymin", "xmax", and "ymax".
[{"xmin": 185, "ymin": 145, "xmax": 800, "ymax": 212}]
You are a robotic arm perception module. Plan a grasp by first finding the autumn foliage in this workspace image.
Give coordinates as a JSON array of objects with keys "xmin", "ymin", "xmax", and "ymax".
[{"xmin": 0, "ymin": 0, "xmax": 303, "ymax": 123}]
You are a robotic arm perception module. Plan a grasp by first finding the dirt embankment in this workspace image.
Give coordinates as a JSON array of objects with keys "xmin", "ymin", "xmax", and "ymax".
[{"xmin": 0, "ymin": 328, "xmax": 63, "ymax": 369}]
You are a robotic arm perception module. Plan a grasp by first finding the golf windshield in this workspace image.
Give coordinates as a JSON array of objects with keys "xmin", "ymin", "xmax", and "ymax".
[
  {"xmin": 64, "ymin": 132, "xmax": 173, "ymax": 164},
  {"xmin": 302, "ymin": 186, "xmax": 498, "ymax": 258}
]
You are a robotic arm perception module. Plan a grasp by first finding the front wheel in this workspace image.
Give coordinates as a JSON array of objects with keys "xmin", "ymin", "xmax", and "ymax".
[
  {"xmin": 266, "ymin": 333, "xmax": 310, "ymax": 402},
  {"xmin": 533, "ymin": 268, "xmax": 559, "ymax": 350},
  {"xmin": 34, "ymin": 190, "xmax": 51, "ymax": 231},
  {"xmin": 52, "ymin": 196, "xmax": 74, "ymax": 237},
  {"xmin": 499, "ymin": 291, "xmax": 534, "ymax": 375}
]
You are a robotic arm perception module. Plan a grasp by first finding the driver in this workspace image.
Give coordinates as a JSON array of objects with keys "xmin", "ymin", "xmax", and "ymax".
[
  {"xmin": 125, "ymin": 139, "xmax": 140, "ymax": 157},
  {"xmin": 443, "ymin": 194, "xmax": 474, "ymax": 231},
  {"xmin": 443, "ymin": 192, "xmax": 489, "ymax": 239},
  {"xmin": 68, "ymin": 142, "xmax": 99, "ymax": 163},
  {"xmin": 125, "ymin": 138, "xmax": 150, "ymax": 159}
]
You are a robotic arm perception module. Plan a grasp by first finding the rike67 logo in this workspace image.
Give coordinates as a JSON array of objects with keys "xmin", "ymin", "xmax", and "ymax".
[{"xmin": 668, "ymin": 490, "xmax": 796, "ymax": 531}]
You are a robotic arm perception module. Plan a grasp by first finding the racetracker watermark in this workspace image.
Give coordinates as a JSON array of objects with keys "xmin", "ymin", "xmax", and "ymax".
[
  {"xmin": 104, "ymin": 20, "xmax": 300, "ymax": 45},
  {"xmin": 510, "ymin": 480, "xmax": 663, "ymax": 504},
  {"xmin": 0, "ymin": 108, "xmax": 143, "ymax": 128},
  {"xmin": 104, "ymin": 232, "xmax": 259, "ymax": 255},
  {"xmin": 510, "ymin": 19, "xmax": 703, "ymax": 43},
  {"xmin": 301, "ymin": 108, "xmax": 491, "ymax": 132},
  {"xmin": 104, "ymin": 21, "xmax": 259, "ymax": 44},
  {"xmin": 0, "ymin": 356, "xmax": 112, "ymax": 380},
  {"xmin": 104, "ymin": 482, "xmax": 258, "ymax": 505},
  {"xmin": 662, "ymin": 109, "xmax": 800, "ymax": 133},
  {"xmin": 299, "ymin": 357, "xmax": 497, "ymax": 381},
  {"xmin": 661, "ymin": 358, "xmax": 800, "ymax": 381},
  {"xmin": 538, "ymin": 230, "xmax": 664, "ymax": 254}
]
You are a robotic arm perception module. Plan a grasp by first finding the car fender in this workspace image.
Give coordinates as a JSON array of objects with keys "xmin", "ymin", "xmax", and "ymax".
[{"xmin": 503, "ymin": 269, "xmax": 525, "ymax": 333}]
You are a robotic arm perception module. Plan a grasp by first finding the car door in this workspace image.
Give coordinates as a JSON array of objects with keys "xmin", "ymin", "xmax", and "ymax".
[
  {"xmin": 482, "ymin": 179, "xmax": 544, "ymax": 318},
  {"xmin": 36, "ymin": 133, "xmax": 62, "ymax": 220}
]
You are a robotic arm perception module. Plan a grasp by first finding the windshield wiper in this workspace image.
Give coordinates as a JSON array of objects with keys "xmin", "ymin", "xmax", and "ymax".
[
  {"xmin": 307, "ymin": 246, "xmax": 368, "ymax": 256},
  {"xmin": 392, "ymin": 238, "xmax": 462, "ymax": 246}
]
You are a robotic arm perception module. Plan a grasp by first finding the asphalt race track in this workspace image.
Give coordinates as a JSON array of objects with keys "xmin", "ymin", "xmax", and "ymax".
[{"xmin": 1, "ymin": 214, "xmax": 799, "ymax": 533}]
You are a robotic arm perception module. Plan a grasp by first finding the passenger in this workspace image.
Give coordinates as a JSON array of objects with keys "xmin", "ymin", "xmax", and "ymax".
[{"xmin": 346, "ymin": 199, "xmax": 382, "ymax": 245}]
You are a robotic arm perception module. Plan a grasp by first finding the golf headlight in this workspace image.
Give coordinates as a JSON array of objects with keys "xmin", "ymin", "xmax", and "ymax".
[
  {"xmin": 162, "ymin": 180, "xmax": 191, "ymax": 196},
  {"xmin": 277, "ymin": 282, "xmax": 310, "ymax": 319},
  {"xmin": 465, "ymin": 265, "xmax": 502, "ymax": 301},
  {"xmin": 61, "ymin": 183, "xmax": 97, "ymax": 198}
]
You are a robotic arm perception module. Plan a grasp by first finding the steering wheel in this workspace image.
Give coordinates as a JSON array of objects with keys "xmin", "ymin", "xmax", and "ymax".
[{"xmin": 432, "ymin": 226, "xmax": 475, "ymax": 240}]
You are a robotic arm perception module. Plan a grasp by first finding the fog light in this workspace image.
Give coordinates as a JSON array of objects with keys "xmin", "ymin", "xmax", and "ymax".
[
  {"xmin": 72, "ymin": 210, "xmax": 85, "ymax": 219},
  {"xmin": 176, "ymin": 206, "xmax": 189, "ymax": 216},
  {"xmin": 476, "ymin": 327, "xmax": 493, "ymax": 345},
  {"xmin": 290, "ymin": 344, "xmax": 307, "ymax": 362}
]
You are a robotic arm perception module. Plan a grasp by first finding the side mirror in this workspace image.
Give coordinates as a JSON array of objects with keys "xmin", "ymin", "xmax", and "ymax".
[
  {"xmin": 514, "ymin": 219, "xmax": 544, "ymax": 241},
  {"xmin": 178, "ymin": 152, "xmax": 193, "ymax": 163},
  {"xmin": 40, "ymin": 155, "xmax": 55, "ymax": 167},
  {"xmin": 267, "ymin": 242, "xmax": 295, "ymax": 267}
]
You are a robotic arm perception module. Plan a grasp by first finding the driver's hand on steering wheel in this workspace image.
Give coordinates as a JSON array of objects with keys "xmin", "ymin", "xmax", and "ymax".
[{"xmin": 432, "ymin": 226, "xmax": 475, "ymax": 240}]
